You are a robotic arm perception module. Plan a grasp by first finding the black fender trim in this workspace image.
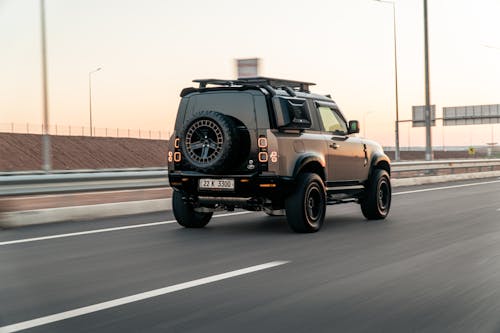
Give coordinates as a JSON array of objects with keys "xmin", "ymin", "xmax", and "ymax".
[
  {"xmin": 292, "ymin": 154, "xmax": 327, "ymax": 180},
  {"xmin": 369, "ymin": 153, "xmax": 391, "ymax": 178}
]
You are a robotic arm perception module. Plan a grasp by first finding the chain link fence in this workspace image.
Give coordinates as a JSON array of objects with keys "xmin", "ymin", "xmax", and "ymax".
[{"xmin": 0, "ymin": 123, "xmax": 170, "ymax": 140}]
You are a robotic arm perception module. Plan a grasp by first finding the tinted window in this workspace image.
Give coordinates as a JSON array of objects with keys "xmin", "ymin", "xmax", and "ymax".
[
  {"xmin": 185, "ymin": 92, "xmax": 257, "ymax": 128},
  {"xmin": 278, "ymin": 97, "xmax": 311, "ymax": 128},
  {"xmin": 318, "ymin": 106, "xmax": 348, "ymax": 134},
  {"xmin": 282, "ymin": 99, "xmax": 309, "ymax": 121}
]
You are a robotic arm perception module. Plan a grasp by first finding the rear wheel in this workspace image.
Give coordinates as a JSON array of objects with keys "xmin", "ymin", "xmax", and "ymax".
[
  {"xmin": 360, "ymin": 169, "xmax": 391, "ymax": 220},
  {"xmin": 285, "ymin": 173, "xmax": 326, "ymax": 233},
  {"xmin": 172, "ymin": 191, "xmax": 213, "ymax": 228}
]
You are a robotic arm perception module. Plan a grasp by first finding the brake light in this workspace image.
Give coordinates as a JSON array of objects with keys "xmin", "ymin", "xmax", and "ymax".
[
  {"xmin": 258, "ymin": 135, "xmax": 268, "ymax": 171},
  {"xmin": 171, "ymin": 137, "xmax": 181, "ymax": 164},
  {"xmin": 258, "ymin": 152, "xmax": 269, "ymax": 163}
]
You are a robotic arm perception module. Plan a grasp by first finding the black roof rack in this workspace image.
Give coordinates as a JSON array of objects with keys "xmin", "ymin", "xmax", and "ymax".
[{"xmin": 193, "ymin": 76, "xmax": 316, "ymax": 93}]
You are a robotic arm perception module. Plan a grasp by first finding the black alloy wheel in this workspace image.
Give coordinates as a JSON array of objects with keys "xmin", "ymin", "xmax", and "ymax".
[
  {"xmin": 285, "ymin": 172, "xmax": 326, "ymax": 233},
  {"xmin": 360, "ymin": 169, "xmax": 391, "ymax": 220},
  {"xmin": 180, "ymin": 111, "xmax": 243, "ymax": 173},
  {"xmin": 185, "ymin": 118, "xmax": 224, "ymax": 164}
]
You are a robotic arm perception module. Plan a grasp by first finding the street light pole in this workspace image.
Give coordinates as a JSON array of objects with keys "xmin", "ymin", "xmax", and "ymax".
[
  {"xmin": 40, "ymin": 0, "xmax": 51, "ymax": 171},
  {"xmin": 483, "ymin": 43, "xmax": 500, "ymax": 155},
  {"xmin": 423, "ymin": 0, "xmax": 433, "ymax": 160},
  {"xmin": 374, "ymin": 0, "xmax": 400, "ymax": 161},
  {"xmin": 89, "ymin": 67, "xmax": 101, "ymax": 136}
]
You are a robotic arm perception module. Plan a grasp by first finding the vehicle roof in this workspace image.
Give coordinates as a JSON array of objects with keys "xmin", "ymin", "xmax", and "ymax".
[
  {"xmin": 182, "ymin": 77, "xmax": 336, "ymax": 103},
  {"xmin": 194, "ymin": 77, "xmax": 315, "ymax": 91}
]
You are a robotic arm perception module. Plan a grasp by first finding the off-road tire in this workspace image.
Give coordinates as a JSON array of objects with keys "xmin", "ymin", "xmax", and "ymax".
[
  {"xmin": 172, "ymin": 190, "xmax": 213, "ymax": 228},
  {"xmin": 180, "ymin": 111, "xmax": 241, "ymax": 173},
  {"xmin": 285, "ymin": 172, "xmax": 326, "ymax": 233},
  {"xmin": 360, "ymin": 169, "xmax": 391, "ymax": 220}
]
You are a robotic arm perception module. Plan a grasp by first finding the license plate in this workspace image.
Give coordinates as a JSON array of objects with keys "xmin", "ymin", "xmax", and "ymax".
[{"xmin": 199, "ymin": 178, "xmax": 235, "ymax": 191}]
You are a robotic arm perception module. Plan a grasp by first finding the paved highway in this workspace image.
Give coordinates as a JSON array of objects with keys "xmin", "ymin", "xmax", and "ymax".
[{"xmin": 1, "ymin": 178, "xmax": 500, "ymax": 332}]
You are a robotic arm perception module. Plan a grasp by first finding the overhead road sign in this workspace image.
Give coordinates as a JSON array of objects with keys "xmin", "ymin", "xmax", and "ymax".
[
  {"xmin": 412, "ymin": 105, "xmax": 436, "ymax": 127},
  {"xmin": 443, "ymin": 104, "xmax": 500, "ymax": 126}
]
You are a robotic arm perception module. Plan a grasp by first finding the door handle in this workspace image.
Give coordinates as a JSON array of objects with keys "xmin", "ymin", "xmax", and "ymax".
[{"xmin": 330, "ymin": 143, "xmax": 340, "ymax": 149}]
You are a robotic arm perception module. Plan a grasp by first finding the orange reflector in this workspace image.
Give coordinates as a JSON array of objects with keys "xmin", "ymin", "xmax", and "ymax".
[
  {"xmin": 258, "ymin": 137, "xmax": 268, "ymax": 148},
  {"xmin": 240, "ymin": 179, "xmax": 250, "ymax": 183},
  {"xmin": 259, "ymin": 183, "xmax": 277, "ymax": 188},
  {"xmin": 174, "ymin": 138, "xmax": 180, "ymax": 148},
  {"xmin": 258, "ymin": 152, "xmax": 268, "ymax": 163},
  {"xmin": 174, "ymin": 152, "xmax": 181, "ymax": 162}
]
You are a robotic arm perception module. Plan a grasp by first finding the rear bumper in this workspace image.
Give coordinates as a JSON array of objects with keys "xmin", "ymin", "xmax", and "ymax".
[{"xmin": 168, "ymin": 171, "xmax": 294, "ymax": 199}]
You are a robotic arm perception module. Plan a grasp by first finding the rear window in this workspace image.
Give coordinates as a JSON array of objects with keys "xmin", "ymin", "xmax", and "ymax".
[{"xmin": 182, "ymin": 92, "xmax": 257, "ymax": 128}]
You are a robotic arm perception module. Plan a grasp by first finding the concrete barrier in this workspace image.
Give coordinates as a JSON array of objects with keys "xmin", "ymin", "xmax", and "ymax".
[{"xmin": 0, "ymin": 199, "xmax": 171, "ymax": 228}]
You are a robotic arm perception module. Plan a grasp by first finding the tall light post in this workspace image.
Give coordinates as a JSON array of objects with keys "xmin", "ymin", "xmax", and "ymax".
[
  {"xmin": 374, "ymin": 0, "xmax": 400, "ymax": 161},
  {"xmin": 483, "ymin": 43, "xmax": 500, "ymax": 153},
  {"xmin": 89, "ymin": 67, "xmax": 101, "ymax": 136},
  {"xmin": 40, "ymin": 0, "xmax": 51, "ymax": 171},
  {"xmin": 423, "ymin": 0, "xmax": 433, "ymax": 160}
]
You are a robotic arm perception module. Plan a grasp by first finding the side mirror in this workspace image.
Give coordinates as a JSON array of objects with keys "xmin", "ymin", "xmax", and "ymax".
[{"xmin": 348, "ymin": 120, "xmax": 360, "ymax": 134}]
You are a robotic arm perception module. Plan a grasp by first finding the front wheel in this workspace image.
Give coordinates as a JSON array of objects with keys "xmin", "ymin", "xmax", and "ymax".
[
  {"xmin": 285, "ymin": 173, "xmax": 326, "ymax": 233},
  {"xmin": 360, "ymin": 169, "xmax": 391, "ymax": 220},
  {"xmin": 172, "ymin": 191, "xmax": 213, "ymax": 228}
]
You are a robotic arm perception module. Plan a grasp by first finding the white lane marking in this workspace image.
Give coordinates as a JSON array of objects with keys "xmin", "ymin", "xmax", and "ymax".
[
  {"xmin": 3, "ymin": 179, "xmax": 499, "ymax": 247},
  {"xmin": 393, "ymin": 179, "xmax": 500, "ymax": 196},
  {"xmin": 0, "ymin": 260, "xmax": 289, "ymax": 333},
  {"xmin": 0, "ymin": 211, "xmax": 252, "ymax": 246}
]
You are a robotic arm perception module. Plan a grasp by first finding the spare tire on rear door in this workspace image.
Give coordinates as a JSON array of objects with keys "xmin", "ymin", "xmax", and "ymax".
[{"xmin": 180, "ymin": 110, "xmax": 244, "ymax": 173}]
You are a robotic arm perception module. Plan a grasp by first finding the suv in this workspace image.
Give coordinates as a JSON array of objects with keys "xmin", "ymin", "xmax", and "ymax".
[{"xmin": 167, "ymin": 77, "xmax": 391, "ymax": 233}]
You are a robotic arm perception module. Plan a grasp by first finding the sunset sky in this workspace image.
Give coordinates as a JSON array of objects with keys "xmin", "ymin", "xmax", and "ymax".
[{"xmin": 1, "ymin": 0, "xmax": 499, "ymax": 147}]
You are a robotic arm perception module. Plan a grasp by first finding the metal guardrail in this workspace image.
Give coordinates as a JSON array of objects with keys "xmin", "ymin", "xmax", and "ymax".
[
  {"xmin": 392, "ymin": 158, "xmax": 500, "ymax": 177},
  {"xmin": 0, "ymin": 168, "xmax": 169, "ymax": 196},
  {"xmin": 0, "ymin": 167, "xmax": 168, "ymax": 177},
  {"xmin": 1, "ymin": 159, "xmax": 499, "ymax": 197},
  {"xmin": 392, "ymin": 158, "xmax": 500, "ymax": 168}
]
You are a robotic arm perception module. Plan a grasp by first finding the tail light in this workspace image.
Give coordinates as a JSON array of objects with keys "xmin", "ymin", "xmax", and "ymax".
[
  {"xmin": 169, "ymin": 137, "xmax": 182, "ymax": 164},
  {"xmin": 258, "ymin": 152, "xmax": 269, "ymax": 163},
  {"xmin": 258, "ymin": 135, "xmax": 268, "ymax": 171}
]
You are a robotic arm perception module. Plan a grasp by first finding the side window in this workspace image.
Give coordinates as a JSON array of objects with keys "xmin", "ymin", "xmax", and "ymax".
[{"xmin": 317, "ymin": 106, "xmax": 348, "ymax": 134}]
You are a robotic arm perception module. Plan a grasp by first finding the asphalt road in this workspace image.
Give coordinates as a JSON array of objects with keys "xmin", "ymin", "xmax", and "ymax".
[{"xmin": 1, "ymin": 178, "xmax": 500, "ymax": 332}]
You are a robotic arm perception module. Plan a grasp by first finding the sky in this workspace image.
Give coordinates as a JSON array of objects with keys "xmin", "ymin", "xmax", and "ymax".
[{"xmin": 1, "ymin": 0, "xmax": 500, "ymax": 147}]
